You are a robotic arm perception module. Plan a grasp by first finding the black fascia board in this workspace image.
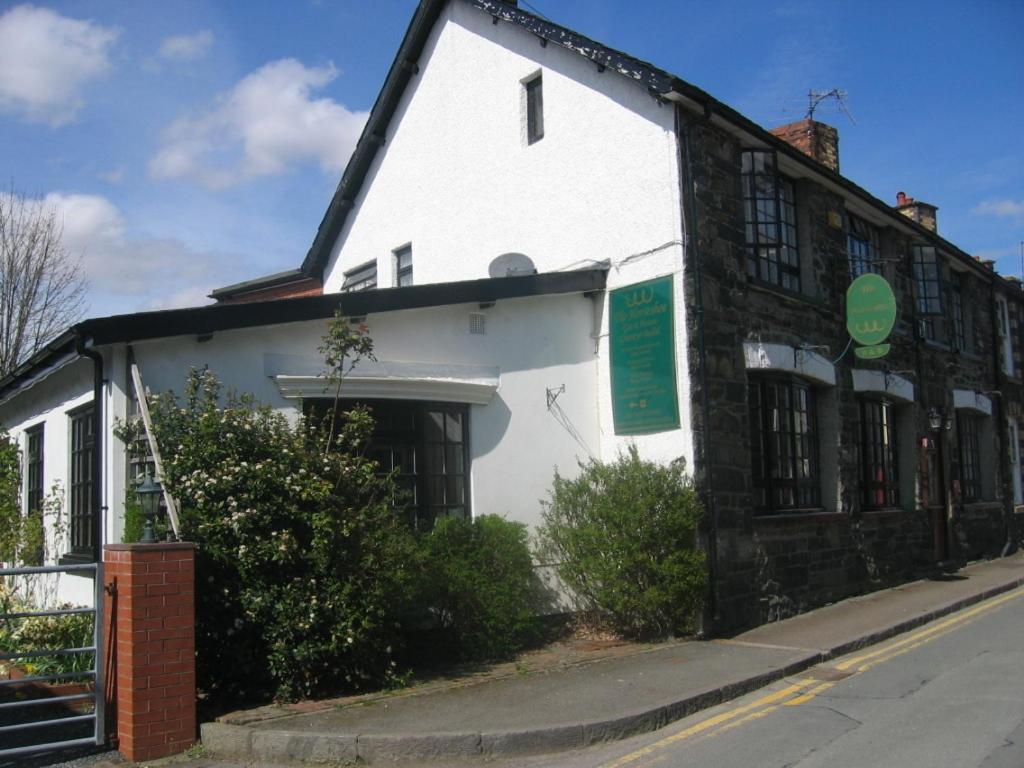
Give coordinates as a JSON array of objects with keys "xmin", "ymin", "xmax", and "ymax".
[
  {"xmin": 300, "ymin": 0, "xmax": 446, "ymax": 280},
  {"xmin": 0, "ymin": 269, "xmax": 607, "ymax": 399},
  {"xmin": 301, "ymin": 0, "xmax": 990, "ymax": 284},
  {"xmin": 209, "ymin": 268, "xmax": 309, "ymax": 299}
]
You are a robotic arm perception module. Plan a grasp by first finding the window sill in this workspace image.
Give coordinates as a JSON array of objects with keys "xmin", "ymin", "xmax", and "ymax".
[
  {"xmin": 753, "ymin": 509, "xmax": 843, "ymax": 523},
  {"xmin": 57, "ymin": 552, "xmax": 97, "ymax": 575},
  {"xmin": 862, "ymin": 506, "xmax": 910, "ymax": 517},
  {"xmin": 745, "ymin": 277, "xmax": 825, "ymax": 308},
  {"xmin": 954, "ymin": 350, "xmax": 983, "ymax": 362},
  {"xmin": 961, "ymin": 501, "xmax": 1001, "ymax": 512}
]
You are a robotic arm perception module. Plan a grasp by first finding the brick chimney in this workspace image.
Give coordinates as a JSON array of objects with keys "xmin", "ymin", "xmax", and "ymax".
[
  {"xmin": 895, "ymin": 191, "xmax": 938, "ymax": 233},
  {"xmin": 769, "ymin": 119, "xmax": 840, "ymax": 172}
]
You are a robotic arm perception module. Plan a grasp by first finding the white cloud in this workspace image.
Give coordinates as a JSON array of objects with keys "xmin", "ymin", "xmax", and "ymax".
[
  {"xmin": 44, "ymin": 192, "xmax": 230, "ymax": 310},
  {"xmin": 150, "ymin": 58, "xmax": 367, "ymax": 188},
  {"xmin": 158, "ymin": 29, "xmax": 214, "ymax": 62},
  {"xmin": 98, "ymin": 167, "xmax": 125, "ymax": 184},
  {"xmin": 972, "ymin": 199, "xmax": 1024, "ymax": 223},
  {"xmin": 0, "ymin": 5, "xmax": 117, "ymax": 126}
]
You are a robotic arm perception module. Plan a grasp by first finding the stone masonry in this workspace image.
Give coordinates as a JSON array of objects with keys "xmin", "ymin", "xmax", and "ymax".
[{"xmin": 679, "ymin": 107, "xmax": 1015, "ymax": 633}]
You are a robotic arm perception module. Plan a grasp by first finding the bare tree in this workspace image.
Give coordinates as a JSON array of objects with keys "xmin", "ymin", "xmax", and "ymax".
[{"xmin": 0, "ymin": 192, "xmax": 87, "ymax": 376}]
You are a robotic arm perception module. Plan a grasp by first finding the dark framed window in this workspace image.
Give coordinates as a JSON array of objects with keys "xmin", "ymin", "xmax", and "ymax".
[
  {"xmin": 957, "ymin": 413, "xmax": 982, "ymax": 503},
  {"xmin": 394, "ymin": 245, "xmax": 413, "ymax": 287},
  {"xmin": 342, "ymin": 260, "xmax": 377, "ymax": 292},
  {"xmin": 948, "ymin": 273, "xmax": 966, "ymax": 351},
  {"xmin": 749, "ymin": 376, "xmax": 820, "ymax": 513},
  {"xmin": 69, "ymin": 407, "xmax": 95, "ymax": 555},
  {"xmin": 305, "ymin": 399, "xmax": 469, "ymax": 529},
  {"xmin": 742, "ymin": 150, "xmax": 799, "ymax": 291},
  {"xmin": 860, "ymin": 399, "xmax": 899, "ymax": 509},
  {"xmin": 525, "ymin": 74, "xmax": 543, "ymax": 144},
  {"xmin": 847, "ymin": 214, "xmax": 881, "ymax": 278},
  {"xmin": 25, "ymin": 425, "xmax": 44, "ymax": 515},
  {"xmin": 913, "ymin": 246, "xmax": 943, "ymax": 341}
]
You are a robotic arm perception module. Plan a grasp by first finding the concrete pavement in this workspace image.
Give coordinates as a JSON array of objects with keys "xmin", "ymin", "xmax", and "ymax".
[{"xmin": 201, "ymin": 553, "xmax": 1024, "ymax": 764}]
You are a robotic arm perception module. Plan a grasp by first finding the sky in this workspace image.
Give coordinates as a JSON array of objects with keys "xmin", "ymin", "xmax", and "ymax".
[{"xmin": 0, "ymin": 0, "xmax": 1021, "ymax": 319}]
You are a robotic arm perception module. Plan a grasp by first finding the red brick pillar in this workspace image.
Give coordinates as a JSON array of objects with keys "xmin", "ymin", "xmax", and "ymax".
[{"xmin": 103, "ymin": 542, "xmax": 196, "ymax": 762}]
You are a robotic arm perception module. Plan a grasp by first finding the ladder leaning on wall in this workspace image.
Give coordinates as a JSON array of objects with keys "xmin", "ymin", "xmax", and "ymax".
[{"xmin": 130, "ymin": 363, "xmax": 181, "ymax": 537}]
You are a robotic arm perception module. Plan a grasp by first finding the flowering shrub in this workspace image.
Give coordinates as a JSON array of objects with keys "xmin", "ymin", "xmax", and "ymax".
[
  {"xmin": 538, "ymin": 447, "xmax": 707, "ymax": 638},
  {"xmin": 0, "ymin": 581, "xmax": 93, "ymax": 681},
  {"xmin": 122, "ymin": 363, "xmax": 417, "ymax": 701}
]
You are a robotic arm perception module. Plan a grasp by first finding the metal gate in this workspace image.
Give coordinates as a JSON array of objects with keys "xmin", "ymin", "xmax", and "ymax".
[{"xmin": 0, "ymin": 562, "xmax": 105, "ymax": 760}]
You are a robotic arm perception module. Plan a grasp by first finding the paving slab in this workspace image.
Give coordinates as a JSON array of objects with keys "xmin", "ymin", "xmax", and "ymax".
[
  {"xmin": 733, "ymin": 553, "xmax": 1024, "ymax": 655},
  {"xmin": 201, "ymin": 552, "xmax": 1024, "ymax": 764}
]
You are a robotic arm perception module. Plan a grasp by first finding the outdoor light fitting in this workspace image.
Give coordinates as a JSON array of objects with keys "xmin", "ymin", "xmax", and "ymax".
[{"xmin": 135, "ymin": 470, "xmax": 163, "ymax": 544}]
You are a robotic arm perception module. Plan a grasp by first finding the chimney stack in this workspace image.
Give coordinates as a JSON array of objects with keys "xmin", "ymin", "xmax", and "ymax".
[
  {"xmin": 895, "ymin": 191, "xmax": 938, "ymax": 233},
  {"xmin": 769, "ymin": 119, "xmax": 840, "ymax": 172}
]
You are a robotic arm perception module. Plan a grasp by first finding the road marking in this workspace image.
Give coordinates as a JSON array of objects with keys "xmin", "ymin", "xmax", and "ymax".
[
  {"xmin": 783, "ymin": 681, "xmax": 835, "ymax": 706},
  {"xmin": 600, "ymin": 681, "xmax": 813, "ymax": 768},
  {"xmin": 601, "ymin": 586, "xmax": 1024, "ymax": 768},
  {"xmin": 834, "ymin": 586, "xmax": 1024, "ymax": 671}
]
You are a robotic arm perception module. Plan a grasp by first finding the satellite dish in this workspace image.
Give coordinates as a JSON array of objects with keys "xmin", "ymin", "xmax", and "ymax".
[{"xmin": 488, "ymin": 252, "xmax": 537, "ymax": 278}]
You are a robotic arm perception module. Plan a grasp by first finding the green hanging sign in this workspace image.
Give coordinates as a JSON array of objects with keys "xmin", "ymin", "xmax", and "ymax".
[
  {"xmin": 609, "ymin": 276, "xmax": 680, "ymax": 435},
  {"xmin": 855, "ymin": 343, "xmax": 891, "ymax": 360},
  {"xmin": 846, "ymin": 274, "xmax": 897, "ymax": 354}
]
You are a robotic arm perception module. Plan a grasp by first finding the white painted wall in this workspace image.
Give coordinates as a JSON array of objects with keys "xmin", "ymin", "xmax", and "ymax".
[
  {"xmin": 323, "ymin": 2, "xmax": 681, "ymax": 291},
  {"xmin": 0, "ymin": 359, "xmax": 96, "ymax": 606},
  {"xmin": 129, "ymin": 291, "xmax": 599, "ymax": 532},
  {"xmin": 321, "ymin": 0, "xmax": 695, "ymax": 469}
]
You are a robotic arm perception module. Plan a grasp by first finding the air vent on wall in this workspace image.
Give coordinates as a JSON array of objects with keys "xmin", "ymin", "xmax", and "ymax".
[{"xmin": 469, "ymin": 313, "xmax": 486, "ymax": 335}]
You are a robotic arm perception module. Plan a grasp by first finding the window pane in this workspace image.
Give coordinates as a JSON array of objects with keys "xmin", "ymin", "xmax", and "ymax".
[
  {"xmin": 526, "ymin": 75, "xmax": 544, "ymax": 144},
  {"xmin": 424, "ymin": 411, "xmax": 445, "ymax": 442}
]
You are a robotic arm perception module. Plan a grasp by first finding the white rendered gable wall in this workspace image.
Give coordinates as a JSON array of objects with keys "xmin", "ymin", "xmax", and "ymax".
[
  {"xmin": 324, "ymin": 2, "xmax": 682, "ymax": 288},
  {"xmin": 324, "ymin": 1, "xmax": 695, "ymax": 469}
]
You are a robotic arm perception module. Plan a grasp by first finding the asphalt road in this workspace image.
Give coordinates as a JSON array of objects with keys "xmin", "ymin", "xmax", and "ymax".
[{"xmin": 478, "ymin": 587, "xmax": 1024, "ymax": 768}]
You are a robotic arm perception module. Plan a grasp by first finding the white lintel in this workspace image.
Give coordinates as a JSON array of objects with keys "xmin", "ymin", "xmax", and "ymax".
[
  {"xmin": 742, "ymin": 342, "xmax": 836, "ymax": 386},
  {"xmin": 953, "ymin": 388, "xmax": 993, "ymax": 416},
  {"xmin": 269, "ymin": 357, "xmax": 500, "ymax": 405},
  {"xmin": 850, "ymin": 369, "xmax": 915, "ymax": 403}
]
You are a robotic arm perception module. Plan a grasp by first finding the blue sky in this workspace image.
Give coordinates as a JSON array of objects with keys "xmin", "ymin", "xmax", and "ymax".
[{"xmin": 0, "ymin": 0, "xmax": 1021, "ymax": 318}]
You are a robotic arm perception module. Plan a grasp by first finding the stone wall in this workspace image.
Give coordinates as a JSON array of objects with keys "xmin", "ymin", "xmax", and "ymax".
[{"xmin": 679, "ymin": 105, "xmax": 1013, "ymax": 633}]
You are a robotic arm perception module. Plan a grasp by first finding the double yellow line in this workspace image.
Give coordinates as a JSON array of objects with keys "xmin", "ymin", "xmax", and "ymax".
[{"xmin": 603, "ymin": 585, "xmax": 1024, "ymax": 768}]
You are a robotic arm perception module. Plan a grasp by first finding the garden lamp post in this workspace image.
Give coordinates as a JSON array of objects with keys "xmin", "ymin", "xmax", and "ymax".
[{"xmin": 136, "ymin": 471, "xmax": 163, "ymax": 544}]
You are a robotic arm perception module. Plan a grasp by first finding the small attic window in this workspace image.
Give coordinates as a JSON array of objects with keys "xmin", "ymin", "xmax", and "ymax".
[{"xmin": 524, "ymin": 73, "xmax": 543, "ymax": 144}]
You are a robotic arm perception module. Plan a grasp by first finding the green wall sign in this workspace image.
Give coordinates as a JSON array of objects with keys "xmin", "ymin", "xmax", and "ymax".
[
  {"xmin": 846, "ymin": 274, "xmax": 897, "ymax": 351},
  {"xmin": 610, "ymin": 276, "xmax": 680, "ymax": 435}
]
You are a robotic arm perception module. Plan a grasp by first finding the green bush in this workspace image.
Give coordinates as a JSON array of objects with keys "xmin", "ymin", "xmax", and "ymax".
[
  {"xmin": 416, "ymin": 515, "xmax": 544, "ymax": 661},
  {"xmin": 0, "ymin": 582, "xmax": 93, "ymax": 680},
  {"xmin": 121, "ymin": 368, "xmax": 417, "ymax": 701},
  {"xmin": 538, "ymin": 447, "xmax": 707, "ymax": 638},
  {"xmin": 0, "ymin": 432, "xmax": 23, "ymax": 564}
]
